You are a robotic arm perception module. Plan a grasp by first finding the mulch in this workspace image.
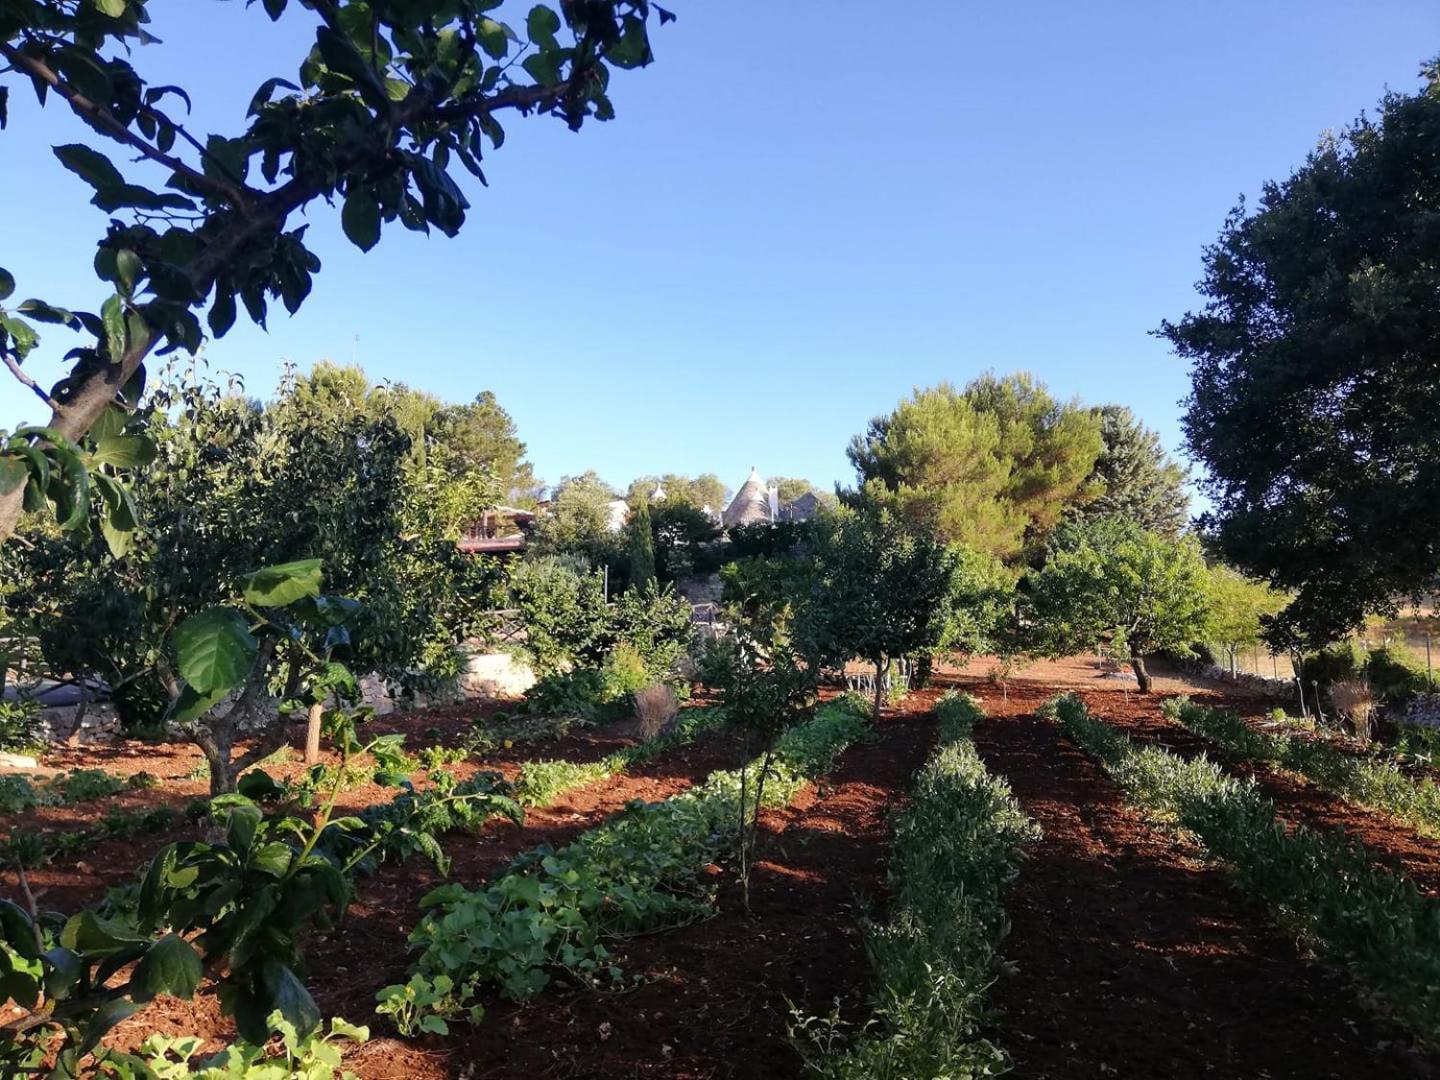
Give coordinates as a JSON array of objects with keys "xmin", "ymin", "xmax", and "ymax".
[{"xmin": 965, "ymin": 675, "xmax": 1439, "ymax": 1080}]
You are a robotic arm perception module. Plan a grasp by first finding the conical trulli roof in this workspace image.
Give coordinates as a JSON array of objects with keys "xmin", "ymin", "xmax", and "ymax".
[{"xmin": 723, "ymin": 467, "xmax": 773, "ymax": 529}]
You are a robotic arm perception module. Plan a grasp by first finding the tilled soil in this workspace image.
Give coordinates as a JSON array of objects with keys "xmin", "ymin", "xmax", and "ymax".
[
  {"xmin": 94, "ymin": 719, "xmax": 749, "ymax": 1056},
  {"xmin": 1084, "ymin": 691, "xmax": 1440, "ymax": 896},
  {"xmin": 346, "ymin": 696, "xmax": 939, "ymax": 1080},
  {"xmin": 967, "ymin": 676, "xmax": 1438, "ymax": 1080}
]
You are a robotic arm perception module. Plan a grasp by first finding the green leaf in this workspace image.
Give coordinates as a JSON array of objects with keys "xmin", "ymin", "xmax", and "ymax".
[
  {"xmin": 101, "ymin": 293, "xmax": 128, "ymax": 360},
  {"xmin": 0, "ymin": 456, "xmax": 26, "ymax": 497},
  {"xmin": 526, "ymin": 6, "xmax": 561, "ymax": 49},
  {"xmin": 131, "ymin": 933, "xmax": 202, "ymax": 1002},
  {"xmin": 240, "ymin": 558, "xmax": 324, "ymax": 607},
  {"xmin": 341, "ymin": 189, "xmax": 381, "ymax": 253},
  {"xmin": 60, "ymin": 910, "xmax": 146, "ymax": 957},
  {"xmin": 169, "ymin": 682, "xmax": 230, "ymax": 723},
  {"xmin": 54, "ymin": 143, "xmax": 124, "ymax": 194},
  {"xmin": 92, "ymin": 433, "xmax": 157, "ymax": 469},
  {"xmin": 173, "ymin": 607, "xmax": 257, "ymax": 694},
  {"xmin": 95, "ymin": 0, "xmax": 128, "ymax": 16},
  {"xmin": 261, "ymin": 958, "xmax": 321, "ymax": 1039},
  {"xmin": 0, "ymin": 267, "xmax": 13, "ymax": 301}
]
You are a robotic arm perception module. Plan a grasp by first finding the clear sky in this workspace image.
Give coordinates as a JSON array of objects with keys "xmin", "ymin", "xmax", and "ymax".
[{"xmin": 2, "ymin": 1, "xmax": 1436, "ymax": 501}]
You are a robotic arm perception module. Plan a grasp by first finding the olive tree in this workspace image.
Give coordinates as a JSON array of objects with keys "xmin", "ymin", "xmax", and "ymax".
[
  {"xmin": 0, "ymin": 0, "xmax": 674, "ymax": 545},
  {"xmin": 1026, "ymin": 516, "xmax": 1210, "ymax": 692}
]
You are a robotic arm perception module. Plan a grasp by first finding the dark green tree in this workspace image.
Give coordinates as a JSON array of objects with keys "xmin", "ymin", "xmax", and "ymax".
[
  {"xmin": 1075, "ymin": 405, "xmax": 1189, "ymax": 537},
  {"xmin": 627, "ymin": 496, "xmax": 657, "ymax": 590},
  {"xmin": 1161, "ymin": 62, "xmax": 1440, "ymax": 645}
]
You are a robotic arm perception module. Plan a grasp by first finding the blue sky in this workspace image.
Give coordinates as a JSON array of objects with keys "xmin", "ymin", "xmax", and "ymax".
[{"xmin": 2, "ymin": 1, "xmax": 1436, "ymax": 502}]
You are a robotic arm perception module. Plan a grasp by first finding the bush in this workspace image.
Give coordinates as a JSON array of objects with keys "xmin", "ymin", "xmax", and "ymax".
[
  {"xmin": 797, "ymin": 693, "xmax": 1037, "ymax": 1077},
  {"xmin": 0, "ymin": 699, "xmax": 45, "ymax": 752},
  {"xmin": 600, "ymin": 642, "xmax": 651, "ymax": 702}
]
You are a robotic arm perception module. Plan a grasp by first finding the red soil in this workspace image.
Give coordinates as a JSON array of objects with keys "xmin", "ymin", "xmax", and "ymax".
[
  {"xmin": 346, "ymin": 693, "xmax": 939, "ymax": 1080},
  {"xmin": 959, "ymin": 659, "xmax": 1439, "ymax": 1079}
]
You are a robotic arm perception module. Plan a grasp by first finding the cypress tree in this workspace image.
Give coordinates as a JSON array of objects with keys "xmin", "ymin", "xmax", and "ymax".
[{"xmin": 629, "ymin": 497, "xmax": 658, "ymax": 591}]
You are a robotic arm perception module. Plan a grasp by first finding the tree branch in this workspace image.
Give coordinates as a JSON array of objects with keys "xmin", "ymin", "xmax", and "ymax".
[
  {"xmin": 0, "ymin": 41, "xmax": 254, "ymax": 211},
  {"xmin": 2, "ymin": 351, "xmax": 62, "ymax": 411}
]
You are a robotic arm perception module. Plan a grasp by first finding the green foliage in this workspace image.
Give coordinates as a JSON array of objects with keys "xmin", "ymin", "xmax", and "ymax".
[
  {"xmin": 0, "ymin": 767, "xmax": 134, "ymax": 817},
  {"xmin": 99, "ymin": 1013, "xmax": 369, "ymax": 1080},
  {"xmin": 393, "ymin": 699, "xmax": 868, "ymax": 1028},
  {"xmin": 1162, "ymin": 64, "xmax": 1440, "ymax": 644},
  {"xmin": 808, "ymin": 505, "xmax": 958, "ymax": 713},
  {"xmin": 0, "ymin": 698, "xmax": 44, "ymax": 753},
  {"xmin": 847, "ymin": 374, "xmax": 1104, "ymax": 561},
  {"xmin": 0, "ymin": 709, "xmax": 511, "ymax": 1071},
  {"xmin": 507, "ymin": 556, "xmax": 609, "ymax": 676},
  {"xmin": 649, "ymin": 502, "xmax": 723, "ymax": 583},
  {"xmin": 0, "ymin": 0, "xmax": 675, "ymax": 547},
  {"xmin": 514, "ymin": 708, "xmax": 726, "ymax": 806},
  {"xmin": 797, "ymin": 693, "xmax": 1038, "ymax": 1078},
  {"xmin": 1073, "ymin": 405, "xmax": 1189, "ymax": 537},
  {"xmin": 1205, "ymin": 565, "xmax": 1287, "ymax": 672},
  {"xmin": 520, "ymin": 669, "xmax": 619, "ymax": 723},
  {"xmin": 1053, "ymin": 692, "xmax": 1440, "ymax": 1043},
  {"xmin": 627, "ymin": 497, "xmax": 658, "ymax": 591},
  {"xmin": 1166, "ymin": 697, "xmax": 1440, "ymax": 839},
  {"xmin": 1025, "ymin": 516, "xmax": 1210, "ymax": 690},
  {"xmin": 1298, "ymin": 641, "xmax": 1428, "ymax": 703},
  {"xmin": 527, "ymin": 471, "xmax": 625, "ymax": 577}
]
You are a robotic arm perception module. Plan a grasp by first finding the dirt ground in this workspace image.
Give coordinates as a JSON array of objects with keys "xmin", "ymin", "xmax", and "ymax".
[
  {"xmin": 956, "ymin": 657, "xmax": 1439, "ymax": 1079},
  {"xmin": 10, "ymin": 659, "xmax": 1440, "ymax": 1078}
]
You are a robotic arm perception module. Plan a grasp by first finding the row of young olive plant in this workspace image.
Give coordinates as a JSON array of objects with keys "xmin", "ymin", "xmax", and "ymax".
[
  {"xmin": 1163, "ymin": 696, "xmax": 1440, "ymax": 839},
  {"xmin": 795, "ymin": 692, "xmax": 1038, "ymax": 1078},
  {"xmin": 512, "ymin": 707, "xmax": 727, "ymax": 806},
  {"xmin": 1050, "ymin": 692, "xmax": 1440, "ymax": 1044},
  {"xmin": 379, "ymin": 696, "xmax": 873, "ymax": 1035}
]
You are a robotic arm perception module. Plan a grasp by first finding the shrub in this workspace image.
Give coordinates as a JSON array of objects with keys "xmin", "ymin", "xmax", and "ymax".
[
  {"xmin": 600, "ymin": 642, "xmax": 651, "ymax": 702},
  {"xmin": 797, "ymin": 693, "xmax": 1038, "ymax": 1078},
  {"xmin": 0, "ymin": 699, "xmax": 45, "ymax": 753}
]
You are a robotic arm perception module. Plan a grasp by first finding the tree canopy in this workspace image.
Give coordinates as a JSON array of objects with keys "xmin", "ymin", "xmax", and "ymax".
[
  {"xmin": 847, "ymin": 373, "xmax": 1104, "ymax": 562},
  {"xmin": 0, "ymin": 0, "xmax": 672, "ymax": 545},
  {"xmin": 1025, "ymin": 516, "xmax": 1211, "ymax": 692},
  {"xmin": 1074, "ymin": 405, "xmax": 1189, "ymax": 537},
  {"xmin": 1162, "ymin": 63, "xmax": 1440, "ymax": 646}
]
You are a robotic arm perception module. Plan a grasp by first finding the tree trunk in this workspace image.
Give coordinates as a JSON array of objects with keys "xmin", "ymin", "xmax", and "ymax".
[
  {"xmin": 304, "ymin": 702, "xmax": 324, "ymax": 765},
  {"xmin": 872, "ymin": 658, "xmax": 885, "ymax": 719},
  {"xmin": 1129, "ymin": 651, "xmax": 1153, "ymax": 693}
]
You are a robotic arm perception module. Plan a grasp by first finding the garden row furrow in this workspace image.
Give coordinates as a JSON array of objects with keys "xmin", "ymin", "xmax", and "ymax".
[
  {"xmin": 1164, "ymin": 696, "xmax": 1440, "ymax": 839},
  {"xmin": 380, "ymin": 696, "xmax": 872, "ymax": 1035},
  {"xmin": 798, "ymin": 692, "xmax": 1038, "ymax": 1079},
  {"xmin": 1051, "ymin": 691, "xmax": 1440, "ymax": 1046},
  {"xmin": 513, "ymin": 706, "xmax": 727, "ymax": 806}
]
